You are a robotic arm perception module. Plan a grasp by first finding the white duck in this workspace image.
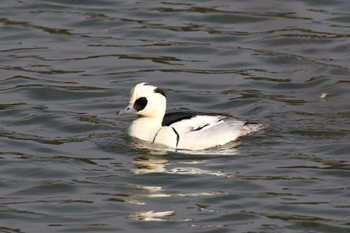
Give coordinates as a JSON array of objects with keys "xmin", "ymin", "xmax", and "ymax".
[{"xmin": 117, "ymin": 82, "xmax": 264, "ymax": 150}]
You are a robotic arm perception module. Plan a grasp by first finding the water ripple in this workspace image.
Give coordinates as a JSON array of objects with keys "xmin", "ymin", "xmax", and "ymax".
[{"xmin": 1, "ymin": 0, "xmax": 350, "ymax": 232}]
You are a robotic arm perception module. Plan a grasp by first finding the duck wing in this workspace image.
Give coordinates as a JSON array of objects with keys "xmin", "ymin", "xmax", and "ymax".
[
  {"xmin": 163, "ymin": 111, "xmax": 233, "ymax": 126},
  {"xmin": 161, "ymin": 111, "xmax": 264, "ymax": 150},
  {"xmin": 163, "ymin": 111, "xmax": 202, "ymax": 126},
  {"xmin": 163, "ymin": 112, "xmax": 243, "ymax": 133}
]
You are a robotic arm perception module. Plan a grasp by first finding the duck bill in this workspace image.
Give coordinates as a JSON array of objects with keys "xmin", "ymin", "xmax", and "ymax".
[{"xmin": 117, "ymin": 104, "xmax": 136, "ymax": 116}]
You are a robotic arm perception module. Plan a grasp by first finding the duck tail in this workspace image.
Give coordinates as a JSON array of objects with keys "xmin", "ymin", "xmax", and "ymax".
[{"xmin": 240, "ymin": 122, "xmax": 267, "ymax": 136}]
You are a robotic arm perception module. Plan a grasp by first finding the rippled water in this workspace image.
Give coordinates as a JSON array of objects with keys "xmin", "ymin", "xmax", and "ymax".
[{"xmin": 1, "ymin": 0, "xmax": 350, "ymax": 232}]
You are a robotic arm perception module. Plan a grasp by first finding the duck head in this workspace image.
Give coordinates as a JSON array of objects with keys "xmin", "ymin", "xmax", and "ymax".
[{"xmin": 117, "ymin": 82, "xmax": 167, "ymax": 119}]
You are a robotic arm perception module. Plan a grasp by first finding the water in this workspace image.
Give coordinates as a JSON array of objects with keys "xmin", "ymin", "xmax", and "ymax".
[{"xmin": 1, "ymin": 0, "xmax": 349, "ymax": 232}]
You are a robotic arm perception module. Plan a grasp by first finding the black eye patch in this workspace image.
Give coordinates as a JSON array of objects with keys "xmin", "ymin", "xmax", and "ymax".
[{"xmin": 134, "ymin": 97, "xmax": 147, "ymax": 111}]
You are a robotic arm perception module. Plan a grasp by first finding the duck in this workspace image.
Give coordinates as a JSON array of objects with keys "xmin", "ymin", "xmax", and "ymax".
[{"xmin": 117, "ymin": 82, "xmax": 264, "ymax": 150}]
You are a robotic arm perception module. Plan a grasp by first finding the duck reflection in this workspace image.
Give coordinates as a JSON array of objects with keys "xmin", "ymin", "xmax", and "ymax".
[
  {"xmin": 128, "ymin": 210, "xmax": 175, "ymax": 221},
  {"xmin": 131, "ymin": 138, "xmax": 241, "ymax": 175},
  {"xmin": 132, "ymin": 155, "xmax": 168, "ymax": 174},
  {"xmin": 128, "ymin": 140, "xmax": 241, "ymax": 222}
]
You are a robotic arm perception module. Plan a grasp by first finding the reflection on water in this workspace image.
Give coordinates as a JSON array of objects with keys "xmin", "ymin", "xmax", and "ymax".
[
  {"xmin": 132, "ymin": 153, "xmax": 237, "ymax": 177},
  {"xmin": 168, "ymin": 167, "xmax": 230, "ymax": 177},
  {"xmin": 130, "ymin": 139, "xmax": 242, "ymax": 177},
  {"xmin": 128, "ymin": 210, "xmax": 175, "ymax": 221},
  {"xmin": 129, "ymin": 184, "xmax": 171, "ymax": 199},
  {"xmin": 132, "ymin": 155, "xmax": 168, "ymax": 174}
]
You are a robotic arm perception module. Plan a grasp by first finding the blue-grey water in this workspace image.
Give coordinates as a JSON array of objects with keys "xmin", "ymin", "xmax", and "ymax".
[{"xmin": 1, "ymin": 0, "xmax": 350, "ymax": 232}]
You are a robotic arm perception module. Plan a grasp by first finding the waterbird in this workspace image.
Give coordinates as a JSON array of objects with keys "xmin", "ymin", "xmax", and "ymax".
[{"xmin": 117, "ymin": 82, "xmax": 265, "ymax": 150}]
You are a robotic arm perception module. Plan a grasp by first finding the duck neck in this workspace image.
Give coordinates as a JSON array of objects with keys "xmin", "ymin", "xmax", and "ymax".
[{"xmin": 128, "ymin": 115, "xmax": 164, "ymax": 142}]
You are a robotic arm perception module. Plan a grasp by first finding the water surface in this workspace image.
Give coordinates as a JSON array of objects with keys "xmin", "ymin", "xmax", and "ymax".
[{"xmin": 0, "ymin": 0, "xmax": 349, "ymax": 232}]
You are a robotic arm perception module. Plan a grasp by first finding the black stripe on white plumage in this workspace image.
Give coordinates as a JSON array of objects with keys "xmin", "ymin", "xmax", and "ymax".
[{"xmin": 117, "ymin": 82, "xmax": 265, "ymax": 150}]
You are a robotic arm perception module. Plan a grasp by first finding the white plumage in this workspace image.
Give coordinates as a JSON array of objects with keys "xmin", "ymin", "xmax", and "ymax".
[{"xmin": 117, "ymin": 82, "xmax": 264, "ymax": 150}]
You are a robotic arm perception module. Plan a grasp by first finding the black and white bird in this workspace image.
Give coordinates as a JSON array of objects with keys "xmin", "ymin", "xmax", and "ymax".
[{"xmin": 117, "ymin": 82, "xmax": 264, "ymax": 150}]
